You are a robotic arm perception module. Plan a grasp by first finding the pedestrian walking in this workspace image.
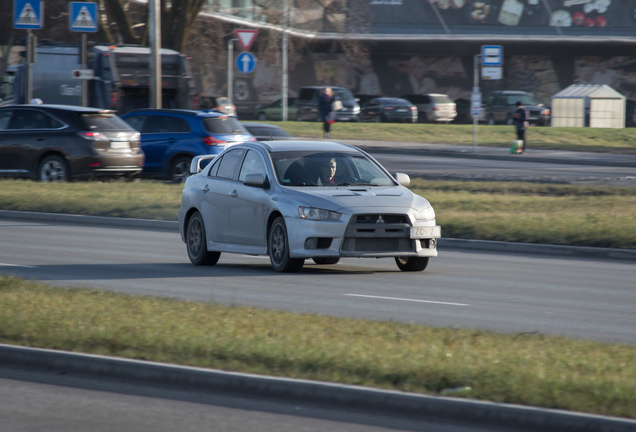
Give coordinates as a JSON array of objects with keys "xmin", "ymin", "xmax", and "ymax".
[
  {"xmin": 512, "ymin": 101, "xmax": 529, "ymax": 153},
  {"xmin": 318, "ymin": 87, "xmax": 337, "ymax": 138}
]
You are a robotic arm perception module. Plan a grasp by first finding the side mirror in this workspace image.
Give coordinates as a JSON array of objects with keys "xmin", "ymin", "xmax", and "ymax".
[
  {"xmin": 244, "ymin": 173, "xmax": 269, "ymax": 189},
  {"xmin": 394, "ymin": 172, "xmax": 410, "ymax": 187}
]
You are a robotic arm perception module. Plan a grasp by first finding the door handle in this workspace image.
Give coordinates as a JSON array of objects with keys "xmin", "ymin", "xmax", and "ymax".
[
  {"xmin": 229, "ymin": 190, "xmax": 238, "ymax": 197},
  {"xmin": 201, "ymin": 185, "xmax": 209, "ymax": 193}
]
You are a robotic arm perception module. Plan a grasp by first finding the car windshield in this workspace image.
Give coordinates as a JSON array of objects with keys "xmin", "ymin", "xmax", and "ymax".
[
  {"xmin": 203, "ymin": 117, "xmax": 248, "ymax": 134},
  {"xmin": 506, "ymin": 94, "xmax": 537, "ymax": 106},
  {"xmin": 334, "ymin": 89, "xmax": 355, "ymax": 102},
  {"xmin": 272, "ymin": 150, "xmax": 395, "ymax": 187}
]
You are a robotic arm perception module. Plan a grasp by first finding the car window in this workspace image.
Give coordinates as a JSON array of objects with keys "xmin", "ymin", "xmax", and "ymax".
[
  {"xmin": 77, "ymin": 113, "xmax": 130, "ymax": 130},
  {"xmin": 203, "ymin": 117, "xmax": 248, "ymax": 134},
  {"xmin": 140, "ymin": 115, "xmax": 190, "ymax": 133},
  {"xmin": 215, "ymin": 148, "xmax": 245, "ymax": 179},
  {"xmin": 238, "ymin": 149, "xmax": 267, "ymax": 182},
  {"xmin": 123, "ymin": 115, "xmax": 145, "ymax": 131},
  {"xmin": 334, "ymin": 88, "xmax": 355, "ymax": 102},
  {"xmin": 0, "ymin": 110, "xmax": 12, "ymax": 129}
]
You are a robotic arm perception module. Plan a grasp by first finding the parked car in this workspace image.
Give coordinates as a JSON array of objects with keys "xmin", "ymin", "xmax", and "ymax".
[
  {"xmin": 178, "ymin": 140, "xmax": 441, "ymax": 273},
  {"xmin": 454, "ymin": 98, "xmax": 487, "ymax": 124},
  {"xmin": 199, "ymin": 96, "xmax": 237, "ymax": 116},
  {"xmin": 295, "ymin": 86, "xmax": 360, "ymax": 122},
  {"xmin": 626, "ymin": 99, "xmax": 636, "ymax": 127},
  {"xmin": 483, "ymin": 90, "xmax": 550, "ymax": 126},
  {"xmin": 121, "ymin": 109, "xmax": 255, "ymax": 182},
  {"xmin": 400, "ymin": 93, "xmax": 457, "ymax": 123},
  {"xmin": 0, "ymin": 104, "xmax": 143, "ymax": 182},
  {"xmin": 254, "ymin": 98, "xmax": 297, "ymax": 121},
  {"xmin": 242, "ymin": 122, "xmax": 292, "ymax": 141},
  {"xmin": 359, "ymin": 97, "xmax": 417, "ymax": 123}
]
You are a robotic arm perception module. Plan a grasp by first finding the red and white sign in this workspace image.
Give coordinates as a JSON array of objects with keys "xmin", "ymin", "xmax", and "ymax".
[{"xmin": 234, "ymin": 29, "xmax": 259, "ymax": 51}]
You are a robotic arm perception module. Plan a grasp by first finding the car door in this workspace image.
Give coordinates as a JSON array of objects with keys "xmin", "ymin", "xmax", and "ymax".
[
  {"xmin": 199, "ymin": 148, "xmax": 245, "ymax": 244},
  {"xmin": 227, "ymin": 149, "xmax": 269, "ymax": 246}
]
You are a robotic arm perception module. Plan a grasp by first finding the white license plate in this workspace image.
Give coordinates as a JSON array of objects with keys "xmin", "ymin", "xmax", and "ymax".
[
  {"xmin": 110, "ymin": 141, "xmax": 130, "ymax": 149},
  {"xmin": 397, "ymin": 109, "xmax": 407, "ymax": 112},
  {"xmin": 410, "ymin": 226, "xmax": 441, "ymax": 238}
]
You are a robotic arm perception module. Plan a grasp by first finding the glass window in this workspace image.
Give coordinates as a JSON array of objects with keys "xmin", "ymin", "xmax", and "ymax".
[
  {"xmin": 216, "ymin": 148, "xmax": 245, "ymax": 179},
  {"xmin": 79, "ymin": 113, "xmax": 131, "ymax": 130},
  {"xmin": 203, "ymin": 117, "xmax": 248, "ymax": 134},
  {"xmin": 123, "ymin": 115, "xmax": 145, "ymax": 131},
  {"xmin": 238, "ymin": 149, "xmax": 266, "ymax": 182},
  {"xmin": 0, "ymin": 110, "xmax": 14, "ymax": 130}
]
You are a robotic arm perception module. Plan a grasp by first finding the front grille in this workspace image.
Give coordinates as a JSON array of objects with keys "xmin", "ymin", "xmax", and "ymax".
[{"xmin": 342, "ymin": 214, "xmax": 413, "ymax": 253}]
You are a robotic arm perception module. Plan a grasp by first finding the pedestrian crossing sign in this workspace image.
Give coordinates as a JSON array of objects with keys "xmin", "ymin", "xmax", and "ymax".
[
  {"xmin": 70, "ymin": 2, "xmax": 98, "ymax": 32},
  {"xmin": 14, "ymin": 0, "xmax": 42, "ymax": 29}
]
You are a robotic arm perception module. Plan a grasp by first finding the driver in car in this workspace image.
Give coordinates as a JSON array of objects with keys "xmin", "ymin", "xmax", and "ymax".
[{"xmin": 318, "ymin": 157, "xmax": 337, "ymax": 185}]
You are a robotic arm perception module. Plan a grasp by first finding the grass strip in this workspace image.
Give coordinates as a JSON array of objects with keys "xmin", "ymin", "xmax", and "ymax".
[
  {"xmin": 1, "ymin": 275, "xmax": 635, "ymax": 419},
  {"xmin": 2, "ymin": 179, "xmax": 635, "ymax": 249}
]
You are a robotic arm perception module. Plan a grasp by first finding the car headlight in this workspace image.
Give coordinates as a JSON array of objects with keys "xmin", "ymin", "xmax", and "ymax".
[
  {"xmin": 298, "ymin": 207, "xmax": 341, "ymax": 220},
  {"xmin": 415, "ymin": 206, "xmax": 435, "ymax": 221}
]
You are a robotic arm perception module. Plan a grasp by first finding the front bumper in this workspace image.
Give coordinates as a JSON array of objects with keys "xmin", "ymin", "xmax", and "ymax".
[{"xmin": 286, "ymin": 212, "xmax": 440, "ymax": 259}]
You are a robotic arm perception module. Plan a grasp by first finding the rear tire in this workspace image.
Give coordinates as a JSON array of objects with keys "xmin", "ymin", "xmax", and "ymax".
[
  {"xmin": 170, "ymin": 156, "xmax": 192, "ymax": 183},
  {"xmin": 257, "ymin": 112, "xmax": 268, "ymax": 121},
  {"xmin": 186, "ymin": 211, "xmax": 221, "ymax": 266},
  {"xmin": 269, "ymin": 217, "xmax": 304, "ymax": 272},
  {"xmin": 395, "ymin": 256, "xmax": 429, "ymax": 272},
  {"xmin": 38, "ymin": 155, "xmax": 69, "ymax": 182}
]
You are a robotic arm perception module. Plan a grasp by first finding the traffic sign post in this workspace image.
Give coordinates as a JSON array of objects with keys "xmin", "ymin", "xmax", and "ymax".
[
  {"xmin": 14, "ymin": 0, "xmax": 43, "ymax": 103},
  {"xmin": 70, "ymin": 2, "xmax": 98, "ymax": 106}
]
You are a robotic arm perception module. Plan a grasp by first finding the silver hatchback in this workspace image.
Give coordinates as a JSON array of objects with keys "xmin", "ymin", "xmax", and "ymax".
[
  {"xmin": 400, "ymin": 93, "xmax": 457, "ymax": 123},
  {"xmin": 178, "ymin": 140, "xmax": 441, "ymax": 272}
]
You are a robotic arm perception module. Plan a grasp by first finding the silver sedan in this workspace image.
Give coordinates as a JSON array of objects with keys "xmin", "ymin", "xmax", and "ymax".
[{"xmin": 178, "ymin": 140, "xmax": 441, "ymax": 272}]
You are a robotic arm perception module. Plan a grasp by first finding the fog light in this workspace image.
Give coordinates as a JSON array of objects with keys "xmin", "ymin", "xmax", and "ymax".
[{"xmin": 305, "ymin": 237, "xmax": 317, "ymax": 249}]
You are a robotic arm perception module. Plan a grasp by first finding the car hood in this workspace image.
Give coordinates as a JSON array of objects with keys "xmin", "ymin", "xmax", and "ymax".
[{"xmin": 281, "ymin": 186, "xmax": 432, "ymax": 213}]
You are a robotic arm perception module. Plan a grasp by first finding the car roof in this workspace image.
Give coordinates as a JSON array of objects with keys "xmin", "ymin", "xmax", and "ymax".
[
  {"xmin": 122, "ymin": 108, "xmax": 233, "ymax": 118},
  {"xmin": 243, "ymin": 140, "xmax": 359, "ymax": 154},
  {"xmin": 2, "ymin": 104, "xmax": 115, "ymax": 114}
]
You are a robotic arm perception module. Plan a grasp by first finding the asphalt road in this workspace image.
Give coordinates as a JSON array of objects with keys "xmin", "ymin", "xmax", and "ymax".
[{"xmin": 2, "ymin": 217, "xmax": 635, "ymax": 345}]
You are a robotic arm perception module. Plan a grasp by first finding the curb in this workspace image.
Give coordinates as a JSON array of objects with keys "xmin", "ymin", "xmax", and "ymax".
[
  {"xmin": 2, "ymin": 210, "xmax": 635, "ymax": 261},
  {"xmin": 2, "ymin": 344, "xmax": 635, "ymax": 432}
]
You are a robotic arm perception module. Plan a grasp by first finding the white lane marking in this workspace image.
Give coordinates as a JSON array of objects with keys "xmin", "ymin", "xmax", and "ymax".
[
  {"xmin": 0, "ymin": 263, "xmax": 38, "ymax": 268},
  {"xmin": 345, "ymin": 294, "xmax": 468, "ymax": 307}
]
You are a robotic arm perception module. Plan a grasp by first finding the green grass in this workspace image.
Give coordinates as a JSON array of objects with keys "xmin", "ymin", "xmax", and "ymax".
[
  {"xmin": 1, "ymin": 275, "xmax": 635, "ymax": 419},
  {"xmin": 279, "ymin": 121, "xmax": 636, "ymax": 153},
  {"xmin": 2, "ymin": 178, "xmax": 635, "ymax": 249}
]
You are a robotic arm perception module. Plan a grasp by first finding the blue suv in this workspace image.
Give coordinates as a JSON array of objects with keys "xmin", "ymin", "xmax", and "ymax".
[{"xmin": 121, "ymin": 109, "xmax": 255, "ymax": 181}]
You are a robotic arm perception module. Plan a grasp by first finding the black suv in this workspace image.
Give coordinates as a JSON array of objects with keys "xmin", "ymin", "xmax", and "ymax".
[
  {"xmin": 483, "ymin": 90, "xmax": 550, "ymax": 126},
  {"xmin": 0, "ymin": 104, "xmax": 143, "ymax": 182},
  {"xmin": 295, "ymin": 86, "xmax": 360, "ymax": 122}
]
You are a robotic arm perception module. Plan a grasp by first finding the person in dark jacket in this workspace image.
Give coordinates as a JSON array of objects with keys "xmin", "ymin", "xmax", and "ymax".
[
  {"xmin": 318, "ymin": 87, "xmax": 336, "ymax": 138},
  {"xmin": 512, "ymin": 101, "xmax": 529, "ymax": 153}
]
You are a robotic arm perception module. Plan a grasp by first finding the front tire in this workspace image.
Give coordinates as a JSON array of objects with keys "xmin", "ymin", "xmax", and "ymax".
[
  {"xmin": 186, "ymin": 211, "xmax": 221, "ymax": 266},
  {"xmin": 38, "ymin": 155, "xmax": 69, "ymax": 182},
  {"xmin": 395, "ymin": 256, "xmax": 429, "ymax": 272},
  {"xmin": 269, "ymin": 217, "xmax": 304, "ymax": 272}
]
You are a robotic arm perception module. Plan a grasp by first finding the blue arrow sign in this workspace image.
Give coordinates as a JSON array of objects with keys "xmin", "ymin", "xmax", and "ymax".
[
  {"xmin": 236, "ymin": 52, "xmax": 257, "ymax": 74},
  {"xmin": 14, "ymin": 0, "xmax": 42, "ymax": 29},
  {"xmin": 70, "ymin": 2, "xmax": 98, "ymax": 32}
]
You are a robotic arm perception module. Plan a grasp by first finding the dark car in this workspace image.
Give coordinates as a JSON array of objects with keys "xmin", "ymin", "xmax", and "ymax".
[
  {"xmin": 295, "ymin": 86, "xmax": 360, "ymax": 122},
  {"xmin": 0, "ymin": 104, "xmax": 143, "ymax": 182},
  {"xmin": 121, "ymin": 109, "xmax": 255, "ymax": 182},
  {"xmin": 483, "ymin": 90, "xmax": 550, "ymax": 126},
  {"xmin": 199, "ymin": 96, "xmax": 236, "ymax": 116},
  {"xmin": 242, "ymin": 122, "xmax": 292, "ymax": 141},
  {"xmin": 254, "ymin": 98, "xmax": 297, "ymax": 121},
  {"xmin": 359, "ymin": 97, "xmax": 417, "ymax": 123}
]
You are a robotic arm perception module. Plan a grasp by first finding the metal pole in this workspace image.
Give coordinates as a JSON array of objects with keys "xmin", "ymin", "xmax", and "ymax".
[
  {"xmin": 26, "ymin": 29, "xmax": 33, "ymax": 102},
  {"xmin": 473, "ymin": 54, "xmax": 481, "ymax": 152},
  {"xmin": 149, "ymin": 0, "xmax": 161, "ymax": 109},
  {"xmin": 227, "ymin": 38, "xmax": 237, "ymax": 107},
  {"xmin": 281, "ymin": 0, "xmax": 289, "ymax": 121},
  {"xmin": 81, "ymin": 33, "xmax": 87, "ymax": 107}
]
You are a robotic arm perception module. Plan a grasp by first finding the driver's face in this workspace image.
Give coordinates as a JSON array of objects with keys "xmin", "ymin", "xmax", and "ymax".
[{"xmin": 322, "ymin": 160, "xmax": 336, "ymax": 179}]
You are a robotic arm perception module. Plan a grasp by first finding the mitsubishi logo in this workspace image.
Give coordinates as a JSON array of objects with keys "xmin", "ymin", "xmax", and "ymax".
[{"xmin": 376, "ymin": 215, "xmax": 385, "ymax": 224}]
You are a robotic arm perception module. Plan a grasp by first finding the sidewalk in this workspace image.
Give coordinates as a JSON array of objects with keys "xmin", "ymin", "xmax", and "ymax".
[{"xmin": 339, "ymin": 139, "xmax": 636, "ymax": 169}]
